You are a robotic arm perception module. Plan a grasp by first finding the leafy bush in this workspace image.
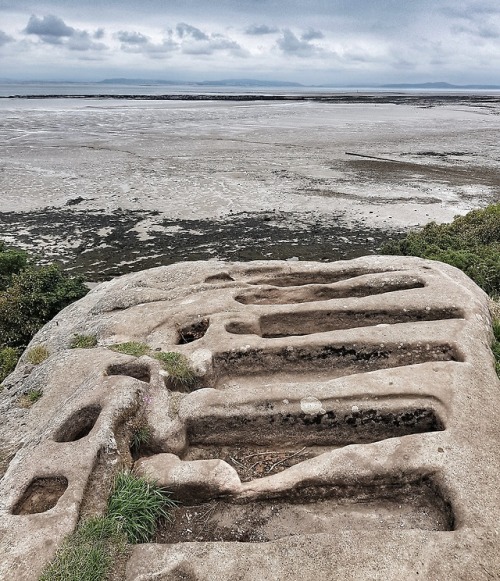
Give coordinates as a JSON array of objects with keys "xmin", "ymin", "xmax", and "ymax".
[
  {"xmin": 0, "ymin": 346, "xmax": 19, "ymax": 383},
  {"xmin": 0, "ymin": 242, "xmax": 27, "ymax": 291},
  {"xmin": 0, "ymin": 263, "xmax": 88, "ymax": 349},
  {"xmin": 382, "ymin": 203, "xmax": 500, "ymax": 296},
  {"xmin": 0, "ymin": 242, "xmax": 88, "ymax": 382},
  {"xmin": 107, "ymin": 471, "xmax": 177, "ymax": 544}
]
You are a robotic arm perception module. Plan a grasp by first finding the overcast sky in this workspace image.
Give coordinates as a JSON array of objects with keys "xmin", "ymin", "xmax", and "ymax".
[{"xmin": 1, "ymin": 0, "xmax": 499, "ymax": 84}]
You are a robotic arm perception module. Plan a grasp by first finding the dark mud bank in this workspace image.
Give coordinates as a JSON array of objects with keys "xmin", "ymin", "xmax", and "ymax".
[{"xmin": 0, "ymin": 208, "xmax": 393, "ymax": 281}]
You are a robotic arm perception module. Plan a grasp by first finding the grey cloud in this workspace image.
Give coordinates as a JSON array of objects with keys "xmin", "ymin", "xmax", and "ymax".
[
  {"xmin": 173, "ymin": 23, "xmax": 244, "ymax": 56},
  {"xmin": 181, "ymin": 36, "xmax": 243, "ymax": 56},
  {"xmin": 277, "ymin": 29, "xmax": 319, "ymax": 57},
  {"xmin": 301, "ymin": 28, "xmax": 324, "ymax": 41},
  {"xmin": 117, "ymin": 30, "xmax": 177, "ymax": 56},
  {"xmin": 176, "ymin": 22, "xmax": 209, "ymax": 41},
  {"xmin": 0, "ymin": 30, "xmax": 15, "ymax": 46},
  {"xmin": 67, "ymin": 31, "xmax": 107, "ymax": 51},
  {"xmin": 117, "ymin": 30, "xmax": 150, "ymax": 44},
  {"xmin": 392, "ymin": 59, "xmax": 417, "ymax": 70},
  {"xmin": 441, "ymin": 3, "xmax": 500, "ymax": 21},
  {"xmin": 25, "ymin": 14, "xmax": 75, "ymax": 37},
  {"xmin": 245, "ymin": 24, "xmax": 278, "ymax": 35},
  {"xmin": 451, "ymin": 23, "xmax": 500, "ymax": 39},
  {"xmin": 93, "ymin": 28, "xmax": 105, "ymax": 40},
  {"xmin": 24, "ymin": 14, "xmax": 108, "ymax": 51}
]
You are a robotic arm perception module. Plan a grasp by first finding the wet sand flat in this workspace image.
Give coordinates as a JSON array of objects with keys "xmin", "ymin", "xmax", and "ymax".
[{"xmin": 0, "ymin": 95, "xmax": 499, "ymax": 280}]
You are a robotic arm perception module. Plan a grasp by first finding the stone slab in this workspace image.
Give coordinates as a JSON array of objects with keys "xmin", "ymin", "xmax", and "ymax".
[{"xmin": 0, "ymin": 257, "xmax": 498, "ymax": 580}]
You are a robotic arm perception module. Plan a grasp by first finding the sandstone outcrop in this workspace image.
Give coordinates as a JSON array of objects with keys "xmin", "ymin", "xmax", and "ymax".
[{"xmin": 0, "ymin": 257, "xmax": 498, "ymax": 580}]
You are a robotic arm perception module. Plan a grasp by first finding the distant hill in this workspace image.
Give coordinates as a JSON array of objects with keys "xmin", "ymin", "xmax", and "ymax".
[
  {"xmin": 98, "ymin": 78, "xmax": 180, "ymax": 85},
  {"xmin": 197, "ymin": 79, "xmax": 303, "ymax": 87},
  {"xmin": 98, "ymin": 78, "xmax": 303, "ymax": 87},
  {"xmin": 381, "ymin": 82, "xmax": 500, "ymax": 89}
]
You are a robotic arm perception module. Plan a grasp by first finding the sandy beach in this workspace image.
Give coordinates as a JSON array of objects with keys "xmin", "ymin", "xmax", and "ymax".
[{"xmin": 1, "ymin": 94, "xmax": 499, "ymax": 280}]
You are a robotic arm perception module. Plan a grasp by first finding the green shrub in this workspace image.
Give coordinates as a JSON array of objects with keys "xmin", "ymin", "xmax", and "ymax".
[
  {"xmin": 0, "ymin": 243, "xmax": 88, "ymax": 378},
  {"xmin": 0, "ymin": 263, "xmax": 88, "ymax": 349},
  {"xmin": 107, "ymin": 471, "xmax": 177, "ymax": 544},
  {"xmin": 0, "ymin": 346, "xmax": 19, "ymax": 382},
  {"xmin": 70, "ymin": 334, "xmax": 98, "ymax": 349},
  {"xmin": 382, "ymin": 203, "xmax": 500, "ymax": 296},
  {"xmin": 26, "ymin": 344, "xmax": 50, "ymax": 365},
  {"xmin": 109, "ymin": 342, "xmax": 150, "ymax": 357},
  {"xmin": 0, "ymin": 241, "xmax": 27, "ymax": 291},
  {"xmin": 154, "ymin": 351, "xmax": 196, "ymax": 388},
  {"xmin": 39, "ymin": 516, "xmax": 125, "ymax": 581}
]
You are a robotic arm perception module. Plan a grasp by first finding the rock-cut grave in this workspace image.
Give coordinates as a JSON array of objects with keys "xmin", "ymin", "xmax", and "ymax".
[{"xmin": 0, "ymin": 256, "xmax": 499, "ymax": 580}]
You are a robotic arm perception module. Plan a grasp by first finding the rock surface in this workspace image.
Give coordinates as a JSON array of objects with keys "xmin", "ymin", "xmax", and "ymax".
[{"xmin": 0, "ymin": 257, "xmax": 498, "ymax": 580}]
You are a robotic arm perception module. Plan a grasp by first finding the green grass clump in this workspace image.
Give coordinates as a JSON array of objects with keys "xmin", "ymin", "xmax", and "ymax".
[
  {"xmin": 18, "ymin": 387, "xmax": 43, "ymax": 407},
  {"xmin": 130, "ymin": 425, "xmax": 151, "ymax": 454},
  {"xmin": 154, "ymin": 351, "xmax": 196, "ymax": 388},
  {"xmin": 39, "ymin": 516, "xmax": 125, "ymax": 581},
  {"xmin": 0, "ymin": 346, "xmax": 19, "ymax": 382},
  {"xmin": 107, "ymin": 471, "xmax": 177, "ymax": 544},
  {"xmin": 26, "ymin": 344, "xmax": 50, "ymax": 365},
  {"xmin": 27, "ymin": 387, "xmax": 43, "ymax": 403},
  {"xmin": 41, "ymin": 472, "xmax": 177, "ymax": 580},
  {"xmin": 109, "ymin": 342, "xmax": 150, "ymax": 357},
  {"xmin": 382, "ymin": 203, "xmax": 500, "ymax": 296},
  {"xmin": 70, "ymin": 334, "xmax": 98, "ymax": 349}
]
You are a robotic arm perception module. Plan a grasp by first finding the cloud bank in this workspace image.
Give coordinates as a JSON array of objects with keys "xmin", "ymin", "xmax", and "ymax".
[{"xmin": 0, "ymin": 1, "xmax": 499, "ymax": 84}]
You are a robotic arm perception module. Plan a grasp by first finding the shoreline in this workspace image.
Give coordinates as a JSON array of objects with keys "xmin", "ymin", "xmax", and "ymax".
[{"xmin": 4, "ymin": 94, "xmax": 500, "ymax": 105}]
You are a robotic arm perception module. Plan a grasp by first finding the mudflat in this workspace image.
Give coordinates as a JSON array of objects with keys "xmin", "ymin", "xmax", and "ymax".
[{"xmin": 1, "ymin": 94, "xmax": 499, "ymax": 280}]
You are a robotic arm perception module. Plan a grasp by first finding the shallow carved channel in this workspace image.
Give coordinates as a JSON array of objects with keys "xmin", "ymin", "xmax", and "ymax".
[
  {"xmin": 226, "ymin": 307, "xmax": 464, "ymax": 337},
  {"xmin": 235, "ymin": 277, "xmax": 425, "ymax": 305},
  {"xmin": 156, "ymin": 476, "xmax": 454, "ymax": 543},
  {"xmin": 245, "ymin": 268, "xmax": 389, "ymax": 287},
  {"xmin": 214, "ymin": 342, "xmax": 462, "ymax": 386},
  {"xmin": 12, "ymin": 477, "xmax": 68, "ymax": 515},
  {"xmin": 186, "ymin": 404, "xmax": 444, "ymax": 448}
]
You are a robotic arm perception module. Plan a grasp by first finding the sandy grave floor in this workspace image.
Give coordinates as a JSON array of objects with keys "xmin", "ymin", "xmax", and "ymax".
[{"xmin": 0, "ymin": 96, "xmax": 499, "ymax": 280}]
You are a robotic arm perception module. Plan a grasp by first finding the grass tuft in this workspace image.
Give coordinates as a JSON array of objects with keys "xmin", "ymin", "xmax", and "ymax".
[
  {"xmin": 40, "ymin": 472, "xmax": 178, "ymax": 580},
  {"xmin": 26, "ymin": 344, "xmax": 50, "ymax": 365},
  {"xmin": 39, "ymin": 516, "xmax": 125, "ymax": 581},
  {"xmin": 130, "ymin": 425, "xmax": 151, "ymax": 454},
  {"xmin": 107, "ymin": 471, "xmax": 178, "ymax": 544},
  {"xmin": 109, "ymin": 342, "xmax": 150, "ymax": 358},
  {"xmin": 154, "ymin": 351, "xmax": 196, "ymax": 388},
  {"xmin": 70, "ymin": 334, "xmax": 98, "ymax": 349},
  {"xmin": 18, "ymin": 387, "xmax": 43, "ymax": 407}
]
